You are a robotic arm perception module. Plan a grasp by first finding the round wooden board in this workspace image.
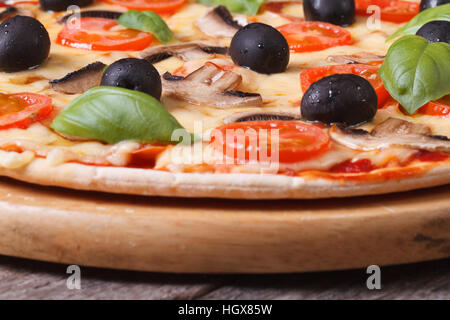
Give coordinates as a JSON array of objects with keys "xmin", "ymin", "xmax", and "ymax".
[{"xmin": 0, "ymin": 177, "xmax": 448, "ymax": 274}]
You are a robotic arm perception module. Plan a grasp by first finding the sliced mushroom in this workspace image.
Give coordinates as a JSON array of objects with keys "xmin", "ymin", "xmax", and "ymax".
[
  {"xmin": 196, "ymin": 6, "xmax": 245, "ymax": 38},
  {"xmin": 162, "ymin": 62, "xmax": 262, "ymax": 108},
  {"xmin": 140, "ymin": 42, "xmax": 228, "ymax": 64},
  {"xmin": 330, "ymin": 118, "xmax": 450, "ymax": 154},
  {"xmin": 327, "ymin": 52, "xmax": 385, "ymax": 65},
  {"xmin": 59, "ymin": 10, "xmax": 123, "ymax": 24},
  {"xmin": 223, "ymin": 111, "xmax": 301, "ymax": 124},
  {"xmin": 50, "ymin": 62, "xmax": 106, "ymax": 94}
]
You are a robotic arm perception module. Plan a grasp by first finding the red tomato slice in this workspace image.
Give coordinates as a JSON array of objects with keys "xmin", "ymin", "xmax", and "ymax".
[
  {"xmin": 355, "ymin": 0, "xmax": 419, "ymax": 23},
  {"xmin": 300, "ymin": 64, "xmax": 390, "ymax": 107},
  {"xmin": 56, "ymin": 18, "xmax": 153, "ymax": 51},
  {"xmin": 417, "ymin": 96, "xmax": 450, "ymax": 117},
  {"xmin": 100, "ymin": 0, "xmax": 187, "ymax": 14},
  {"xmin": 0, "ymin": 93, "xmax": 53, "ymax": 130},
  {"xmin": 277, "ymin": 22, "xmax": 353, "ymax": 53},
  {"xmin": 211, "ymin": 121, "xmax": 331, "ymax": 164}
]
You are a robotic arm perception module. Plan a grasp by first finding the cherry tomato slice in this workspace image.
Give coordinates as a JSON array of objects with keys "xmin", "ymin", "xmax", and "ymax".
[
  {"xmin": 0, "ymin": 93, "xmax": 53, "ymax": 130},
  {"xmin": 355, "ymin": 0, "xmax": 419, "ymax": 23},
  {"xmin": 100, "ymin": 0, "xmax": 187, "ymax": 14},
  {"xmin": 56, "ymin": 17, "xmax": 153, "ymax": 51},
  {"xmin": 417, "ymin": 96, "xmax": 450, "ymax": 117},
  {"xmin": 277, "ymin": 22, "xmax": 353, "ymax": 53},
  {"xmin": 211, "ymin": 121, "xmax": 331, "ymax": 164},
  {"xmin": 300, "ymin": 64, "xmax": 390, "ymax": 107}
]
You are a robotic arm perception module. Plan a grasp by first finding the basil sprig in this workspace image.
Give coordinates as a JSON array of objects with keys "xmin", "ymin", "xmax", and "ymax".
[
  {"xmin": 387, "ymin": 3, "xmax": 450, "ymax": 41},
  {"xmin": 51, "ymin": 87, "xmax": 187, "ymax": 144},
  {"xmin": 198, "ymin": 0, "xmax": 265, "ymax": 15},
  {"xmin": 379, "ymin": 35, "xmax": 450, "ymax": 115},
  {"xmin": 117, "ymin": 10, "xmax": 173, "ymax": 44}
]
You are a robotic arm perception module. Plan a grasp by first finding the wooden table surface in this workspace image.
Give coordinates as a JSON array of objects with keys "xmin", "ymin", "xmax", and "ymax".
[{"xmin": 0, "ymin": 255, "xmax": 448, "ymax": 299}]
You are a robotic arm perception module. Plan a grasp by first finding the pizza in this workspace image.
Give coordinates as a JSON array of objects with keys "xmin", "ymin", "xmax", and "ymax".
[{"xmin": 0, "ymin": 0, "xmax": 448, "ymax": 199}]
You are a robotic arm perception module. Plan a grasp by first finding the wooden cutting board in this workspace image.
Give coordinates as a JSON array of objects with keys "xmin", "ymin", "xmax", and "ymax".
[{"xmin": 0, "ymin": 176, "xmax": 448, "ymax": 273}]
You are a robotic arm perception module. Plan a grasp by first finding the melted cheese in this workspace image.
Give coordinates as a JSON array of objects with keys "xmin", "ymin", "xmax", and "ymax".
[{"xmin": 0, "ymin": 0, "xmax": 446, "ymax": 173}]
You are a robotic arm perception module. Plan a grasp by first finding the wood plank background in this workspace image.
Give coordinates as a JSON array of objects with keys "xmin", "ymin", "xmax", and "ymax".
[{"xmin": 0, "ymin": 255, "xmax": 448, "ymax": 299}]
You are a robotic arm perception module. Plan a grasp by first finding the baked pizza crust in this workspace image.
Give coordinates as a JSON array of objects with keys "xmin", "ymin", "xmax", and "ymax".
[{"xmin": 0, "ymin": 158, "xmax": 448, "ymax": 199}]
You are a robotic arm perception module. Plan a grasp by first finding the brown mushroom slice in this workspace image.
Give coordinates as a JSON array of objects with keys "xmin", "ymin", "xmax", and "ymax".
[
  {"xmin": 196, "ymin": 5, "xmax": 244, "ymax": 38},
  {"xmin": 330, "ymin": 118, "xmax": 450, "ymax": 154},
  {"xmin": 223, "ymin": 111, "xmax": 301, "ymax": 124},
  {"xmin": 140, "ymin": 43, "xmax": 228, "ymax": 64},
  {"xmin": 162, "ymin": 63, "xmax": 262, "ymax": 108},
  {"xmin": 50, "ymin": 62, "xmax": 106, "ymax": 94},
  {"xmin": 327, "ymin": 52, "xmax": 385, "ymax": 65}
]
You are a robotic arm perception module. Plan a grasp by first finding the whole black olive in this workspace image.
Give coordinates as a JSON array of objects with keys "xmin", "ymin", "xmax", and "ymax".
[
  {"xmin": 0, "ymin": 16, "xmax": 50, "ymax": 72},
  {"xmin": 101, "ymin": 58, "xmax": 162, "ymax": 100},
  {"xmin": 303, "ymin": 0, "xmax": 355, "ymax": 27},
  {"xmin": 40, "ymin": 0, "xmax": 94, "ymax": 12},
  {"xmin": 416, "ymin": 20, "xmax": 450, "ymax": 43},
  {"xmin": 420, "ymin": 0, "xmax": 450, "ymax": 11},
  {"xmin": 229, "ymin": 23, "xmax": 289, "ymax": 74},
  {"xmin": 301, "ymin": 74, "xmax": 378, "ymax": 125}
]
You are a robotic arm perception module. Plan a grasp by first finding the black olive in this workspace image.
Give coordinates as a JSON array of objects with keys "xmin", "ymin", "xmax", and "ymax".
[
  {"xmin": 0, "ymin": 16, "xmax": 50, "ymax": 72},
  {"xmin": 40, "ymin": 0, "xmax": 94, "ymax": 12},
  {"xmin": 301, "ymin": 74, "xmax": 377, "ymax": 125},
  {"xmin": 416, "ymin": 20, "xmax": 450, "ymax": 43},
  {"xmin": 101, "ymin": 58, "xmax": 162, "ymax": 100},
  {"xmin": 420, "ymin": 0, "xmax": 450, "ymax": 11},
  {"xmin": 303, "ymin": 0, "xmax": 355, "ymax": 27},
  {"xmin": 229, "ymin": 23, "xmax": 289, "ymax": 74}
]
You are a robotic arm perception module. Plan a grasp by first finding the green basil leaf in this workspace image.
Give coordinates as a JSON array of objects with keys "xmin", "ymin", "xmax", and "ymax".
[
  {"xmin": 198, "ymin": 0, "xmax": 265, "ymax": 15},
  {"xmin": 379, "ymin": 35, "xmax": 450, "ymax": 115},
  {"xmin": 116, "ymin": 10, "xmax": 173, "ymax": 44},
  {"xmin": 51, "ymin": 86, "xmax": 187, "ymax": 144},
  {"xmin": 387, "ymin": 3, "xmax": 450, "ymax": 41}
]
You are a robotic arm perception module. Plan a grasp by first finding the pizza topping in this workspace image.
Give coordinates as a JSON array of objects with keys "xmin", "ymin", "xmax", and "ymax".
[
  {"xmin": 0, "ymin": 92, "xmax": 53, "ymax": 130},
  {"xmin": 303, "ymin": 0, "xmax": 355, "ymax": 27},
  {"xmin": 388, "ymin": 3, "xmax": 450, "ymax": 40},
  {"xmin": 416, "ymin": 20, "xmax": 450, "ymax": 43},
  {"xmin": 101, "ymin": 58, "xmax": 162, "ymax": 100},
  {"xmin": 230, "ymin": 23, "xmax": 289, "ymax": 74},
  {"xmin": 277, "ymin": 22, "xmax": 353, "ymax": 53},
  {"xmin": 330, "ymin": 118, "xmax": 450, "ymax": 154},
  {"xmin": 379, "ymin": 35, "xmax": 450, "ymax": 115},
  {"xmin": 355, "ymin": 0, "xmax": 420, "ymax": 23},
  {"xmin": 50, "ymin": 61, "xmax": 106, "ymax": 95},
  {"xmin": 301, "ymin": 74, "xmax": 378, "ymax": 125},
  {"xmin": 100, "ymin": 0, "xmax": 187, "ymax": 14},
  {"xmin": 196, "ymin": 5, "xmax": 244, "ymax": 38},
  {"xmin": 140, "ymin": 42, "xmax": 228, "ymax": 64},
  {"xmin": 420, "ymin": 0, "xmax": 450, "ymax": 11},
  {"xmin": 326, "ymin": 52, "xmax": 385, "ymax": 65},
  {"xmin": 223, "ymin": 111, "xmax": 301, "ymax": 124},
  {"xmin": 116, "ymin": 10, "xmax": 173, "ymax": 44},
  {"xmin": 198, "ymin": 0, "xmax": 265, "ymax": 15},
  {"xmin": 39, "ymin": 0, "xmax": 93, "ymax": 12},
  {"xmin": 300, "ymin": 64, "xmax": 389, "ymax": 108},
  {"xmin": 0, "ymin": 16, "xmax": 50, "ymax": 72},
  {"xmin": 51, "ymin": 86, "xmax": 187, "ymax": 145},
  {"xmin": 418, "ymin": 96, "xmax": 450, "ymax": 116},
  {"xmin": 59, "ymin": 10, "xmax": 123, "ymax": 24},
  {"xmin": 56, "ymin": 17, "xmax": 153, "ymax": 51},
  {"xmin": 211, "ymin": 121, "xmax": 331, "ymax": 164},
  {"xmin": 162, "ymin": 62, "xmax": 262, "ymax": 108}
]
